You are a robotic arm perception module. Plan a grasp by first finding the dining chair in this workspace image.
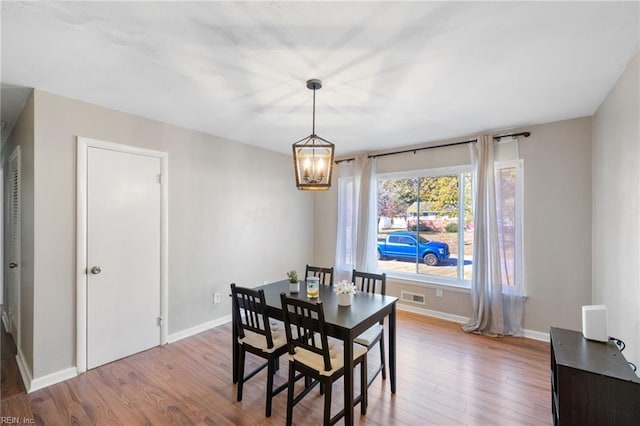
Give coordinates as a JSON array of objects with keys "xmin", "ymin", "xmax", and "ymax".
[
  {"xmin": 351, "ymin": 269, "xmax": 387, "ymax": 387},
  {"xmin": 305, "ymin": 264, "xmax": 334, "ymax": 286},
  {"xmin": 230, "ymin": 283, "xmax": 288, "ymax": 417},
  {"xmin": 279, "ymin": 293, "xmax": 367, "ymax": 426}
]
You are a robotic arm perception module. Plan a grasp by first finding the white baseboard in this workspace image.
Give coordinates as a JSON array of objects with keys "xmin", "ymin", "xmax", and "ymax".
[
  {"xmin": 30, "ymin": 367, "xmax": 78, "ymax": 393},
  {"xmin": 15, "ymin": 349, "xmax": 32, "ymax": 392},
  {"xmin": 1, "ymin": 311, "xmax": 9, "ymax": 331},
  {"xmin": 523, "ymin": 329, "xmax": 550, "ymax": 342},
  {"xmin": 398, "ymin": 302, "xmax": 470, "ymax": 324},
  {"xmin": 16, "ymin": 349, "xmax": 78, "ymax": 393},
  {"xmin": 168, "ymin": 314, "xmax": 232, "ymax": 343},
  {"xmin": 397, "ymin": 302, "xmax": 550, "ymax": 342}
]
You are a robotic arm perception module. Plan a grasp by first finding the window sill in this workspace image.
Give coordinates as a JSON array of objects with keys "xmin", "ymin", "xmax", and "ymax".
[
  {"xmin": 382, "ymin": 271, "xmax": 471, "ymax": 293},
  {"xmin": 382, "ymin": 271, "xmax": 528, "ymax": 299}
]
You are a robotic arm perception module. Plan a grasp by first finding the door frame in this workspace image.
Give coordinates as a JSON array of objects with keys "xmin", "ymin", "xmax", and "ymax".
[
  {"xmin": 4, "ymin": 146, "xmax": 21, "ymax": 348},
  {"xmin": 0, "ymin": 164, "xmax": 4, "ymax": 306},
  {"xmin": 76, "ymin": 137, "xmax": 168, "ymax": 373}
]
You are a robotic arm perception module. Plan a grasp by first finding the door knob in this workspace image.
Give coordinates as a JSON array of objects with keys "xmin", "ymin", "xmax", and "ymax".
[
  {"xmin": 90, "ymin": 266, "xmax": 102, "ymax": 275},
  {"xmin": 8, "ymin": 262, "xmax": 17, "ymax": 269}
]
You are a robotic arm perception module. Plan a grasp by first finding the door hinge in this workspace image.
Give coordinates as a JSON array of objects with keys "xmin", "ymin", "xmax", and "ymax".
[
  {"xmin": 157, "ymin": 316, "xmax": 163, "ymax": 326},
  {"xmin": 157, "ymin": 174, "xmax": 163, "ymax": 184}
]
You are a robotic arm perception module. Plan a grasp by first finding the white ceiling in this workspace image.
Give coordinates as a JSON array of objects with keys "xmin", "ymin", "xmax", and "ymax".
[{"xmin": 1, "ymin": 1, "xmax": 638, "ymax": 156}]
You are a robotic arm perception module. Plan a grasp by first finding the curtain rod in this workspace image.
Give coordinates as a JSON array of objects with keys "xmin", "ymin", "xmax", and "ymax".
[{"xmin": 335, "ymin": 131, "xmax": 531, "ymax": 164}]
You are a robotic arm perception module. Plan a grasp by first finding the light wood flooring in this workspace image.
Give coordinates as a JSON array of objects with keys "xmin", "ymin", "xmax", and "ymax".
[
  {"xmin": 0, "ymin": 310, "xmax": 551, "ymax": 425},
  {"xmin": 1, "ymin": 319, "xmax": 26, "ymax": 400}
]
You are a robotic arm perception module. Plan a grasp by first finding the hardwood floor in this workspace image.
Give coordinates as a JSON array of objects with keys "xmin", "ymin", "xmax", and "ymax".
[
  {"xmin": 1, "ymin": 319, "xmax": 26, "ymax": 400},
  {"xmin": 1, "ymin": 310, "xmax": 551, "ymax": 425}
]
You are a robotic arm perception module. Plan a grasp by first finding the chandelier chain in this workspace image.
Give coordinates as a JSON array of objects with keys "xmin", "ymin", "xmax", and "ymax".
[{"xmin": 312, "ymin": 87, "xmax": 316, "ymax": 135}]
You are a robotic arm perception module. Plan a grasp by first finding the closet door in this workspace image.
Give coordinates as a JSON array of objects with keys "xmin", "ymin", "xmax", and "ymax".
[
  {"xmin": 85, "ymin": 145, "xmax": 162, "ymax": 369},
  {"xmin": 5, "ymin": 146, "xmax": 21, "ymax": 346}
]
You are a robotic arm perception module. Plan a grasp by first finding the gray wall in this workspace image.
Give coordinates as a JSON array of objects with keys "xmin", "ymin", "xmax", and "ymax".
[
  {"xmin": 314, "ymin": 117, "xmax": 593, "ymax": 334},
  {"xmin": 592, "ymin": 52, "xmax": 639, "ymax": 369},
  {"xmin": 25, "ymin": 90, "xmax": 313, "ymax": 379}
]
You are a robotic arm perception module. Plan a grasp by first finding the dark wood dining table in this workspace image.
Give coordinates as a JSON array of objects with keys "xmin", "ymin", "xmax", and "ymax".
[{"xmin": 232, "ymin": 279, "xmax": 398, "ymax": 426}]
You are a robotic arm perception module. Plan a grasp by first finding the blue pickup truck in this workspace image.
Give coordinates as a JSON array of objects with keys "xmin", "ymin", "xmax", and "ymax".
[{"xmin": 377, "ymin": 231, "xmax": 450, "ymax": 266}]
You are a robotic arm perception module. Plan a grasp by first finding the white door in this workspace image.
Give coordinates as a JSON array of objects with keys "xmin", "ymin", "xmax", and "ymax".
[
  {"xmin": 86, "ymin": 146, "xmax": 162, "ymax": 369},
  {"xmin": 5, "ymin": 147, "xmax": 20, "ymax": 342}
]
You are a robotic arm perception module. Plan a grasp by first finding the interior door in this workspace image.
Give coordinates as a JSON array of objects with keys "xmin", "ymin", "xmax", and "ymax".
[
  {"xmin": 5, "ymin": 147, "xmax": 20, "ymax": 341},
  {"xmin": 87, "ymin": 146, "xmax": 161, "ymax": 369}
]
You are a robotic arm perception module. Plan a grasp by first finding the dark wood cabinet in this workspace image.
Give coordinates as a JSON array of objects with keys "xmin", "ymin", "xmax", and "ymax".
[{"xmin": 550, "ymin": 327, "xmax": 640, "ymax": 425}]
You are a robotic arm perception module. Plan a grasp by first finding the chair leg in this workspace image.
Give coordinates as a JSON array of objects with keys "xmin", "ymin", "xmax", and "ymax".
[
  {"xmin": 236, "ymin": 347, "xmax": 246, "ymax": 402},
  {"xmin": 380, "ymin": 332, "xmax": 387, "ymax": 380},
  {"xmin": 265, "ymin": 358, "xmax": 274, "ymax": 417},
  {"xmin": 323, "ymin": 380, "xmax": 332, "ymax": 426},
  {"xmin": 361, "ymin": 358, "xmax": 368, "ymax": 415},
  {"xmin": 286, "ymin": 362, "xmax": 296, "ymax": 426}
]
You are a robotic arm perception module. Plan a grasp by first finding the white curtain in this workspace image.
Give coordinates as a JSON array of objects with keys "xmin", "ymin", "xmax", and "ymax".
[
  {"xmin": 463, "ymin": 135, "xmax": 525, "ymax": 337},
  {"xmin": 335, "ymin": 155, "xmax": 377, "ymax": 282}
]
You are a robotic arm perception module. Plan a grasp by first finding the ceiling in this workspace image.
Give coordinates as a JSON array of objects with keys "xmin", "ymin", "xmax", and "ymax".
[{"xmin": 1, "ymin": 1, "xmax": 638, "ymax": 156}]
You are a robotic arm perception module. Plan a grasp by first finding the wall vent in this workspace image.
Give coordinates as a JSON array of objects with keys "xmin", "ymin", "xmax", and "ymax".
[{"xmin": 401, "ymin": 290, "xmax": 425, "ymax": 304}]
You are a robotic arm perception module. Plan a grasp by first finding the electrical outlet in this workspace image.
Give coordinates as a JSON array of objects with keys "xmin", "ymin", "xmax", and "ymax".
[
  {"xmin": 214, "ymin": 292, "xmax": 221, "ymax": 304},
  {"xmin": 436, "ymin": 288, "xmax": 443, "ymax": 298}
]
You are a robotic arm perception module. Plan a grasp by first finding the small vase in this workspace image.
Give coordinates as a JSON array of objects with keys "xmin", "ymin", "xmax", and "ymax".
[
  {"xmin": 289, "ymin": 281, "xmax": 299, "ymax": 293},
  {"xmin": 338, "ymin": 293, "xmax": 352, "ymax": 306}
]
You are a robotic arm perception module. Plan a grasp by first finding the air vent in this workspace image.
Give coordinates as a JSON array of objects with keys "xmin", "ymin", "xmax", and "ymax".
[{"xmin": 401, "ymin": 290, "xmax": 425, "ymax": 304}]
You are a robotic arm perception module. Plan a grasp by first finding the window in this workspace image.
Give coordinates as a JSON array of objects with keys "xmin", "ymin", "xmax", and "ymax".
[
  {"xmin": 376, "ymin": 167, "xmax": 473, "ymax": 286},
  {"xmin": 495, "ymin": 160, "xmax": 523, "ymax": 290}
]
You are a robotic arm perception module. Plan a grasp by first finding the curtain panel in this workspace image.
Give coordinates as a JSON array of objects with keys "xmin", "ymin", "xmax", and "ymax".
[
  {"xmin": 463, "ymin": 136, "xmax": 524, "ymax": 336},
  {"xmin": 335, "ymin": 155, "xmax": 377, "ymax": 282}
]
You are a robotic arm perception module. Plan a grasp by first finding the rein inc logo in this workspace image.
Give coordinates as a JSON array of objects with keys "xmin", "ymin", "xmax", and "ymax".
[{"xmin": 0, "ymin": 418, "xmax": 34, "ymax": 424}]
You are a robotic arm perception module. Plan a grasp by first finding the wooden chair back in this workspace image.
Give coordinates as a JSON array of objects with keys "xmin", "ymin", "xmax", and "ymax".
[
  {"xmin": 351, "ymin": 269, "xmax": 387, "ymax": 296},
  {"xmin": 280, "ymin": 294, "xmax": 332, "ymax": 372},
  {"xmin": 305, "ymin": 264, "xmax": 334, "ymax": 286},
  {"xmin": 230, "ymin": 283, "xmax": 275, "ymax": 349}
]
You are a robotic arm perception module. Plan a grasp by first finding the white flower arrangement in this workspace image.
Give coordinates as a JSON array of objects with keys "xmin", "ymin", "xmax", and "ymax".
[{"xmin": 335, "ymin": 280, "xmax": 357, "ymax": 296}]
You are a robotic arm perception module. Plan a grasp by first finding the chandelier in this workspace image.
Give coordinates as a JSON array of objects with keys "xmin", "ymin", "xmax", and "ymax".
[{"xmin": 292, "ymin": 79, "xmax": 335, "ymax": 190}]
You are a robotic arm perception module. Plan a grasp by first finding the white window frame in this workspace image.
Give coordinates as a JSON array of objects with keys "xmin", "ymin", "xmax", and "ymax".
[{"xmin": 376, "ymin": 165, "xmax": 473, "ymax": 289}]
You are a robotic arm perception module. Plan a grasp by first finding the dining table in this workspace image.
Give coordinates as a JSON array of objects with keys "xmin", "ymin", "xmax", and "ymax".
[{"xmin": 231, "ymin": 279, "xmax": 398, "ymax": 426}]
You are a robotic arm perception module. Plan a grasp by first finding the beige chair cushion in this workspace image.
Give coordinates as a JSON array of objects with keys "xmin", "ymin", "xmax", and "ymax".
[
  {"xmin": 289, "ymin": 339, "xmax": 367, "ymax": 376},
  {"xmin": 238, "ymin": 319, "xmax": 287, "ymax": 353},
  {"xmin": 353, "ymin": 324, "xmax": 383, "ymax": 347}
]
